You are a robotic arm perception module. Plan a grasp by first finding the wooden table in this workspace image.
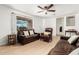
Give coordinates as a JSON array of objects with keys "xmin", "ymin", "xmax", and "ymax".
[{"xmin": 8, "ymin": 34, "xmax": 16, "ymax": 45}]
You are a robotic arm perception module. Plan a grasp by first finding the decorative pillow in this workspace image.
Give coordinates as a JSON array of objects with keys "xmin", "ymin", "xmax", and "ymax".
[
  {"xmin": 23, "ymin": 31, "xmax": 29, "ymax": 36},
  {"xmin": 69, "ymin": 48, "xmax": 79, "ymax": 55},
  {"xmin": 68, "ymin": 35, "xmax": 79, "ymax": 44},
  {"xmin": 29, "ymin": 30, "xmax": 34, "ymax": 35},
  {"xmin": 44, "ymin": 32, "xmax": 50, "ymax": 35},
  {"xmin": 66, "ymin": 32, "xmax": 70, "ymax": 37}
]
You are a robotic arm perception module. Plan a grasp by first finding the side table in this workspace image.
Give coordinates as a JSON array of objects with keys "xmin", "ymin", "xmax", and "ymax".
[{"xmin": 8, "ymin": 34, "xmax": 16, "ymax": 45}]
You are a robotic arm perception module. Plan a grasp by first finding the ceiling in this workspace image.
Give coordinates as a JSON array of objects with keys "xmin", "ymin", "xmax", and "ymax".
[{"xmin": 4, "ymin": 4, "xmax": 79, "ymax": 17}]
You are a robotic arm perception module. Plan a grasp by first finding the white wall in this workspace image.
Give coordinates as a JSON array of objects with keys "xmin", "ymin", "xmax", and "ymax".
[
  {"xmin": 75, "ymin": 13, "xmax": 79, "ymax": 32},
  {"xmin": 44, "ymin": 18, "xmax": 56, "ymax": 36},
  {"xmin": 10, "ymin": 9, "xmax": 32, "ymax": 34},
  {"xmin": 11, "ymin": 12, "xmax": 17, "ymax": 34},
  {"xmin": 33, "ymin": 16, "xmax": 56, "ymax": 35},
  {"xmin": 57, "ymin": 13, "xmax": 79, "ymax": 35},
  {"xmin": 0, "ymin": 5, "xmax": 11, "ymax": 45},
  {"xmin": 0, "ymin": 5, "xmax": 32, "ymax": 45},
  {"xmin": 34, "ymin": 13, "xmax": 79, "ymax": 36},
  {"xmin": 33, "ymin": 16, "xmax": 56, "ymax": 36},
  {"xmin": 33, "ymin": 16, "xmax": 44, "ymax": 33}
]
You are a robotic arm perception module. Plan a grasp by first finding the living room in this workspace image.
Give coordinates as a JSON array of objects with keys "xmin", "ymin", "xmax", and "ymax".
[{"xmin": 1, "ymin": 4, "xmax": 79, "ymax": 55}]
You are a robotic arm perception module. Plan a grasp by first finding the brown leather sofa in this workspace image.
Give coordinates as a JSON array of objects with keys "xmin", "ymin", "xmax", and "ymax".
[
  {"xmin": 40, "ymin": 28, "xmax": 53, "ymax": 42},
  {"xmin": 17, "ymin": 29, "xmax": 39, "ymax": 45}
]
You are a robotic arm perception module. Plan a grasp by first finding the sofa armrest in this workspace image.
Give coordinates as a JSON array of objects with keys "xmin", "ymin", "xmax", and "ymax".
[
  {"xmin": 34, "ymin": 32, "xmax": 39, "ymax": 34},
  {"xmin": 60, "ymin": 36, "xmax": 70, "ymax": 40},
  {"xmin": 48, "ymin": 34, "xmax": 51, "ymax": 36}
]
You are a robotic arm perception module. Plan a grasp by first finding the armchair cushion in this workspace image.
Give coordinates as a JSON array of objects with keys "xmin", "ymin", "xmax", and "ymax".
[{"xmin": 44, "ymin": 32, "xmax": 51, "ymax": 36}]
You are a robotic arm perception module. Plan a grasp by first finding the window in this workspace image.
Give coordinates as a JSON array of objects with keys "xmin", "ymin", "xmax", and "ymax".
[
  {"xmin": 17, "ymin": 20, "xmax": 28, "ymax": 28},
  {"xmin": 66, "ymin": 16, "xmax": 75, "ymax": 26},
  {"xmin": 16, "ymin": 16, "xmax": 32, "ymax": 29}
]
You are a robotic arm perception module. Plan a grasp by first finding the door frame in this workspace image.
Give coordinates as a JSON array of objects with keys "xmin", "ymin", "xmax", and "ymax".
[{"xmin": 56, "ymin": 17, "xmax": 64, "ymax": 36}]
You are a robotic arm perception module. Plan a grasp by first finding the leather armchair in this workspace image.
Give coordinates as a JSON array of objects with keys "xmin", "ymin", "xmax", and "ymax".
[{"xmin": 40, "ymin": 28, "xmax": 53, "ymax": 42}]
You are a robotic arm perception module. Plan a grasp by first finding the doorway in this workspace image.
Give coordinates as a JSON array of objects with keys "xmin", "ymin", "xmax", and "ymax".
[{"xmin": 56, "ymin": 17, "xmax": 64, "ymax": 36}]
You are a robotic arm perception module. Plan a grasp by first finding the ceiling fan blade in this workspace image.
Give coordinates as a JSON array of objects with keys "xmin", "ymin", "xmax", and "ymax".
[
  {"xmin": 47, "ymin": 4, "xmax": 54, "ymax": 9},
  {"xmin": 38, "ymin": 11, "xmax": 44, "ymax": 13},
  {"xmin": 37, "ymin": 6, "xmax": 44, "ymax": 9},
  {"xmin": 48, "ymin": 10, "xmax": 56, "ymax": 12}
]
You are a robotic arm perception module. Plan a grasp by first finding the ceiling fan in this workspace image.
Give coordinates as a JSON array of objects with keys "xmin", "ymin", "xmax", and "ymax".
[{"xmin": 37, "ymin": 4, "xmax": 56, "ymax": 14}]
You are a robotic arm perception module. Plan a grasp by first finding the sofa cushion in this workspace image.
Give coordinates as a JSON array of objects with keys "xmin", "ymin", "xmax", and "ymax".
[
  {"xmin": 30, "ymin": 34, "xmax": 38, "ymax": 37},
  {"xmin": 29, "ymin": 30, "xmax": 34, "ymax": 35},
  {"xmin": 25, "ymin": 35, "xmax": 31, "ymax": 38},
  {"xmin": 23, "ymin": 31, "xmax": 29, "ymax": 36},
  {"xmin": 68, "ymin": 35, "xmax": 79, "ymax": 44}
]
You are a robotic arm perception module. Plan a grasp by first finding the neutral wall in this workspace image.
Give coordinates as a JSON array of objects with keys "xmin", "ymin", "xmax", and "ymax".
[
  {"xmin": 33, "ymin": 16, "xmax": 44, "ymax": 33},
  {"xmin": 0, "ymin": 5, "xmax": 32, "ymax": 45},
  {"xmin": 57, "ymin": 14, "xmax": 79, "ymax": 35},
  {"xmin": 10, "ymin": 9, "xmax": 32, "ymax": 34},
  {"xmin": 75, "ymin": 13, "xmax": 79, "ymax": 32},
  {"xmin": 33, "ymin": 13, "xmax": 79, "ymax": 36},
  {"xmin": 33, "ymin": 16, "xmax": 56, "ymax": 36},
  {"xmin": 44, "ymin": 18, "xmax": 56, "ymax": 36},
  {"xmin": 0, "ymin": 5, "xmax": 11, "ymax": 45}
]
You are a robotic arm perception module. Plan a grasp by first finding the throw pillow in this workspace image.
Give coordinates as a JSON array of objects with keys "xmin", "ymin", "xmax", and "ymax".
[
  {"xmin": 29, "ymin": 30, "xmax": 34, "ymax": 35},
  {"xmin": 68, "ymin": 35, "xmax": 79, "ymax": 44},
  {"xmin": 23, "ymin": 31, "xmax": 29, "ymax": 36}
]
